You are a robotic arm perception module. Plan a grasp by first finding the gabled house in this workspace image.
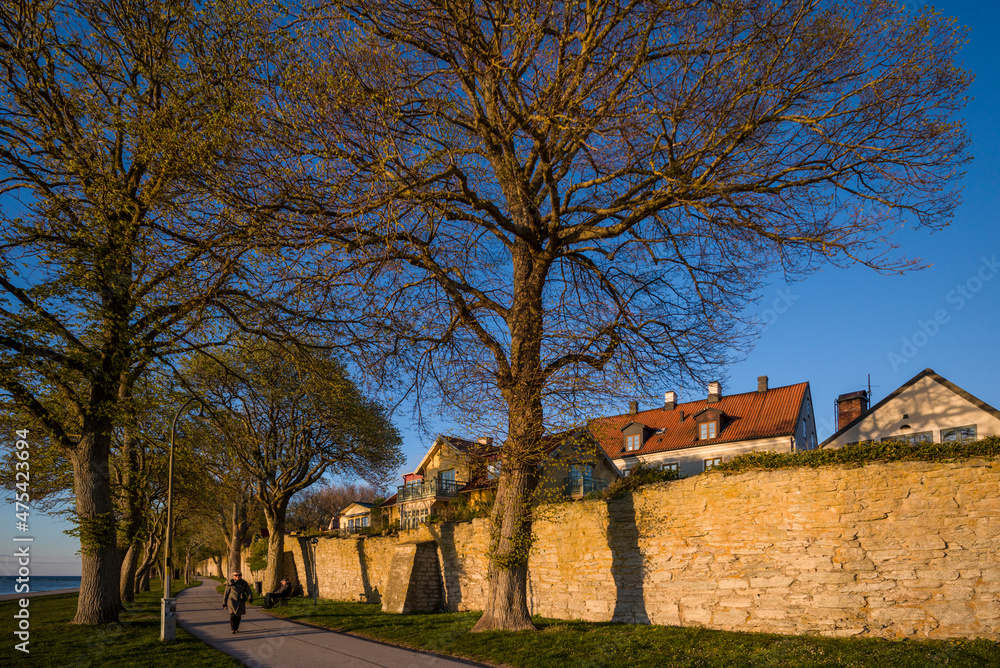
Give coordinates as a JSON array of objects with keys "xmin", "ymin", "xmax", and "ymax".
[
  {"xmin": 820, "ymin": 368, "xmax": 1000, "ymax": 448},
  {"xmin": 590, "ymin": 377, "xmax": 818, "ymax": 477},
  {"xmin": 383, "ymin": 435, "xmax": 498, "ymax": 530},
  {"xmin": 460, "ymin": 431, "xmax": 622, "ymax": 503},
  {"xmin": 338, "ymin": 501, "xmax": 374, "ymax": 533},
  {"xmin": 382, "ymin": 432, "xmax": 622, "ymax": 530}
]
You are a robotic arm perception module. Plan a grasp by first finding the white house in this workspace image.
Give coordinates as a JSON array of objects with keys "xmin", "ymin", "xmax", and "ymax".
[
  {"xmin": 591, "ymin": 377, "xmax": 818, "ymax": 478},
  {"xmin": 820, "ymin": 368, "xmax": 1000, "ymax": 448}
]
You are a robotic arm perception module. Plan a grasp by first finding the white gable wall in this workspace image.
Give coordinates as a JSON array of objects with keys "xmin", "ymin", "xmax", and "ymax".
[{"xmin": 825, "ymin": 375, "xmax": 1000, "ymax": 448}]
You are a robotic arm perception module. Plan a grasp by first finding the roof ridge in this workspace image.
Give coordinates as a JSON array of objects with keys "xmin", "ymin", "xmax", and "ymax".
[{"xmin": 604, "ymin": 381, "xmax": 809, "ymax": 419}]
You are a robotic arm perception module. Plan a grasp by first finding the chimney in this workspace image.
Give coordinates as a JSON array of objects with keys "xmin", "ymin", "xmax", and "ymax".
[
  {"xmin": 664, "ymin": 391, "xmax": 677, "ymax": 410},
  {"xmin": 835, "ymin": 391, "xmax": 869, "ymax": 431},
  {"xmin": 478, "ymin": 437, "xmax": 493, "ymax": 447},
  {"xmin": 757, "ymin": 376, "xmax": 768, "ymax": 393},
  {"xmin": 707, "ymin": 381, "xmax": 721, "ymax": 404},
  {"xmin": 628, "ymin": 400, "xmax": 638, "ymax": 414}
]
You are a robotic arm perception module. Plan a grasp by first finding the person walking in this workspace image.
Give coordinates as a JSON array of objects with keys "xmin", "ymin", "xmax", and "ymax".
[
  {"xmin": 263, "ymin": 578, "xmax": 293, "ymax": 609},
  {"xmin": 222, "ymin": 571, "xmax": 254, "ymax": 634}
]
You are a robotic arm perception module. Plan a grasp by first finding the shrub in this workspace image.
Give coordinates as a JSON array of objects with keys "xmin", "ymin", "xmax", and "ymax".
[
  {"xmin": 603, "ymin": 463, "xmax": 681, "ymax": 499},
  {"xmin": 441, "ymin": 494, "xmax": 492, "ymax": 522},
  {"xmin": 247, "ymin": 539, "xmax": 268, "ymax": 572},
  {"xmin": 714, "ymin": 436, "xmax": 1000, "ymax": 475}
]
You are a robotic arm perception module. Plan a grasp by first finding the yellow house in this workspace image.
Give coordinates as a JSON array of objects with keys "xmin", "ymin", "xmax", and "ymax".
[
  {"xmin": 338, "ymin": 501, "xmax": 374, "ymax": 533},
  {"xmin": 381, "ymin": 432, "xmax": 621, "ymax": 530}
]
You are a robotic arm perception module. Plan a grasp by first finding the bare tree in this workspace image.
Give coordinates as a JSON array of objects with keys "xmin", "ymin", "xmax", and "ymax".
[
  {"xmin": 288, "ymin": 482, "xmax": 378, "ymax": 531},
  {"xmin": 193, "ymin": 341, "xmax": 404, "ymax": 591},
  {"xmin": 266, "ymin": 0, "xmax": 971, "ymax": 630}
]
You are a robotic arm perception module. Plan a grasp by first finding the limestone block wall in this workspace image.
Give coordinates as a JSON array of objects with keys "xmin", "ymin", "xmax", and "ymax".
[
  {"xmin": 382, "ymin": 542, "xmax": 443, "ymax": 613},
  {"xmin": 431, "ymin": 459, "xmax": 1000, "ymax": 639},
  {"xmin": 283, "ymin": 534, "xmax": 397, "ymax": 603},
  {"xmin": 266, "ymin": 459, "xmax": 1000, "ymax": 640}
]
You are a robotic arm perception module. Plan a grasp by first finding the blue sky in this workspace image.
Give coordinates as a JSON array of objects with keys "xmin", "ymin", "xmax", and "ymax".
[{"xmin": 8, "ymin": 0, "xmax": 999, "ymax": 576}]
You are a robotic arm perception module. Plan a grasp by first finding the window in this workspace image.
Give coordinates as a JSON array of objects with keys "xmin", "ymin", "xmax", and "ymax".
[
  {"xmin": 487, "ymin": 461, "xmax": 501, "ymax": 479},
  {"xmin": 570, "ymin": 464, "xmax": 593, "ymax": 479},
  {"xmin": 402, "ymin": 508, "xmax": 428, "ymax": 529},
  {"xmin": 625, "ymin": 434, "xmax": 642, "ymax": 451},
  {"xmin": 660, "ymin": 462, "xmax": 679, "ymax": 473},
  {"xmin": 699, "ymin": 421, "xmax": 717, "ymax": 440},
  {"xmin": 439, "ymin": 469, "xmax": 456, "ymax": 493},
  {"xmin": 941, "ymin": 425, "xmax": 977, "ymax": 442},
  {"xmin": 704, "ymin": 457, "xmax": 721, "ymax": 471},
  {"xmin": 881, "ymin": 432, "xmax": 932, "ymax": 445}
]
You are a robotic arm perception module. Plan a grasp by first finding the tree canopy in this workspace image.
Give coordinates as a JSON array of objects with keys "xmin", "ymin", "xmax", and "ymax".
[{"xmin": 262, "ymin": 0, "xmax": 971, "ymax": 630}]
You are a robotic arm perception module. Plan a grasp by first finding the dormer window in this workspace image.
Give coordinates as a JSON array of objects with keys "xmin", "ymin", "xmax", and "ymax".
[
  {"xmin": 699, "ymin": 421, "xmax": 717, "ymax": 440},
  {"xmin": 626, "ymin": 434, "xmax": 642, "ymax": 451}
]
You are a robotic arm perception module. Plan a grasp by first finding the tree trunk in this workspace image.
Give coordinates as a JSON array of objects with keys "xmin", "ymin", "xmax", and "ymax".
[
  {"xmin": 69, "ymin": 433, "xmax": 120, "ymax": 625},
  {"xmin": 471, "ymin": 241, "xmax": 547, "ymax": 632},
  {"xmin": 470, "ymin": 458, "xmax": 539, "ymax": 631},
  {"xmin": 263, "ymin": 503, "xmax": 287, "ymax": 593},
  {"xmin": 213, "ymin": 554, "xmax": 223, "ymax": 579},
  {"xmin": 119, "ymin": 544, "xmax": 139, "ymax": 604},
  {"xmin": 184, "ymin": 547, "xmax": 192, "ymax": 585},
  {"xmin": 117, "ymin": 432, "xmax": 145, "ymax": 605},
  {"xmin": 227, "ymin": 501, "xmax": 250, "ymax": 577},
  {"xmin": 134, "ymin": 533, "xmax": 160, "ymax": 594}
]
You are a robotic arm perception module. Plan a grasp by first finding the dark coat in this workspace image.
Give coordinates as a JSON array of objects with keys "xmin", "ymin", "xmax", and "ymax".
[
  {"xmin": 224, "ymin": 578, "xmax": 254, "ymax": 615},
  {"xmin": 272, "ymin": 582, "xmax": 293, "ymax": 599}
]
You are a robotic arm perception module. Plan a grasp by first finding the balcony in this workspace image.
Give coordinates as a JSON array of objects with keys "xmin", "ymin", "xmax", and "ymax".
[
  {"xmin": 397, "ymin": 478, "xmax": 464, "ymax": 503},
  {"xmin": 563, "ymin": 475, "xmax": 611, "ymax": 497}
]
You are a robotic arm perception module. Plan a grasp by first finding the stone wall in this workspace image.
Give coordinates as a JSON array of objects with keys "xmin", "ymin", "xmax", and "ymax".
[
  {"xmin": 437, "ymin": 459, "xmax": 1000, "ymax": 639},
  {"xmin": 277, "ymin": 459, "xmax": 1000, "ymax": 639}
]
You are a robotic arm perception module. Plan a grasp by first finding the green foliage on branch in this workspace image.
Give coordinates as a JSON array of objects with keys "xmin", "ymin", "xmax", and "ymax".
[
  {"xmin": 247, "ymin": 539, "xmax": 268, "ymax": 573},
  {"xmin": 603, "ymin": 464, "xmax": 682, "ymax": 499},
  {"xmin": 714, "ymin": 437, "xmax": 1000, "ymax": 475}
]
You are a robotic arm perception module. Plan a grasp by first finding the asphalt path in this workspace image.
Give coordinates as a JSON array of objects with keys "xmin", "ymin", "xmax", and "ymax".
[{"xmin": 175, "ymin": 579, "xmax": 485, "ymax": 668}]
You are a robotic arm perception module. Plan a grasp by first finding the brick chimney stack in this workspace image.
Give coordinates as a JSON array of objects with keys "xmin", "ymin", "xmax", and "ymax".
[
  {"xmin": 629, "ymin": 400, "xmax": 638, "ymax": 414},
  {"xmin": 757, "ymin": 376, "xmax": 768, "ymax": 393},
  {"xmin": 836, "ymin": 391, "xmax": 869, "ymax": 431},
  {"xmin": 478, "ymin": 437, "xmax": 493, "ymax": 447},
  {"xmin": 707, "ymin": 381, "xmax": 721, "ymax": 404},
  {"xmin": 664, "ymin": 391, "xmax": 677, "ymax": 410}
]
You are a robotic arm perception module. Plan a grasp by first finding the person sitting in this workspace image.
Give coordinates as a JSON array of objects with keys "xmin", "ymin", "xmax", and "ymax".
[{"xmin": 262, "ymin": 578, "xmax": 293, "ymax": 609}]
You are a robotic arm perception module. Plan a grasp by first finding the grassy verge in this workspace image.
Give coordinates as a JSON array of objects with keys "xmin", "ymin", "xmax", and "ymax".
[
  {"xmin": 1, "ymin": 580, "xmax": 241, "ymax": 668},
  {"xmin": 263, "ymin": 597, "xmax": 1000, "ymax": 668}
]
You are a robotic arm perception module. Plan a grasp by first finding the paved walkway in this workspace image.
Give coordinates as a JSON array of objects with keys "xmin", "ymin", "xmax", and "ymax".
[{"xmin": 176, "ymin": 580, "xmax": 484, "ymax": 668}]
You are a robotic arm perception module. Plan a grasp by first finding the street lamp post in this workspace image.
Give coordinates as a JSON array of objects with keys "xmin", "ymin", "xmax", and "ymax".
[
  {"xmin": 161, "ymin": 397, "xmax": 208, "ymax": 642},
  {"xmin": 310, "ymin": 537, "xmax": 319, "ymax": 605}
]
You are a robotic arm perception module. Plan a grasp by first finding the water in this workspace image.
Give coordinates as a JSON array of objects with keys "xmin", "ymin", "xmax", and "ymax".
[{"xmin": 0, "ymin": 575, "xmax": 81, "ymax": 596}]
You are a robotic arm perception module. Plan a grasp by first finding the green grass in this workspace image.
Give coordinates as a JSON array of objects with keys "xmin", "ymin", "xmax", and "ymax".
[
  {"xmin": 0, "ymin": 580, "xmax": 241, "ymax": 668},
  {"xmin": 262, "ymin": 597, "xmax": 1000, "ymax": 668}
]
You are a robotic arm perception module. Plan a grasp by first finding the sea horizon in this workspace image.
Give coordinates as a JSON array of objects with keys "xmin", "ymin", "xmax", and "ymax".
[{"xmin": 0, "ymin": 575, "xmax": 82, "ymax": 596}]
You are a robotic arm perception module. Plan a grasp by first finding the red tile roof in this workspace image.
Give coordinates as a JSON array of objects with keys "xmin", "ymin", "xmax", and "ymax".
[{"xmin": 591, "ymin": 383, "xmax": 809, "ymax": 459}]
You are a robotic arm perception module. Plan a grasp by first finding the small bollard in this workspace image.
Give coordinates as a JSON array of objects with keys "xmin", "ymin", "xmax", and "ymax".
[{"xmin": 160, "ymin": 598, "xmax": 176, "ymax": 641}]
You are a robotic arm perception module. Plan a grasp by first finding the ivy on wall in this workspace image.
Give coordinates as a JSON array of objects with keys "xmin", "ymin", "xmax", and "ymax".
[{"xmin": 714, "ymin": 436, "xmax": 1000, "ymax": 475}]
